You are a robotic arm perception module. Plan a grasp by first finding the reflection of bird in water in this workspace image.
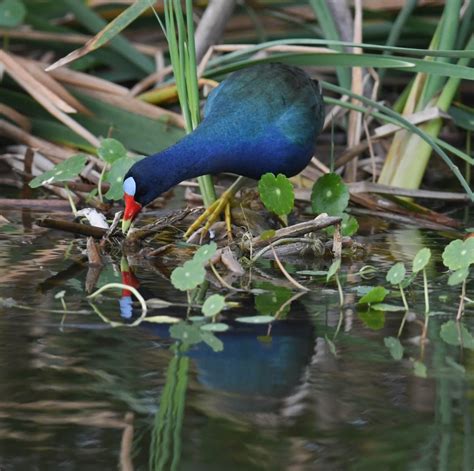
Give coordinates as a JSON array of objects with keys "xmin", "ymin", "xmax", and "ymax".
[
  {"xmin": 121, "ymin": 63, "xmax": 325, "ymax": 234},
  {"xmin": 119, "ymin": 265, "xmax": 315, "ymax": 403}
]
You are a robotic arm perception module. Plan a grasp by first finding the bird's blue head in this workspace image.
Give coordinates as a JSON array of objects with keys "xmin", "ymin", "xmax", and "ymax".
[{"xmin": 121, "ymin": 159, "xmax": 160, "ymax": 233}]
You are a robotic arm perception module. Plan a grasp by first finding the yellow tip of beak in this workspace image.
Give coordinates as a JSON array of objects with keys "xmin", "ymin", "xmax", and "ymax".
[{"xmin": 122, "ymin": 218, "xmax": 132, "ymax": 234}]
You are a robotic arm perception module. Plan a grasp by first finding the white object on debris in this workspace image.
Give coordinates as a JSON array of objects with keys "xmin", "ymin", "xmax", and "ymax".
[{"xmin": 76, "ymin": 208, "xmax": 109, "ymax": 229}]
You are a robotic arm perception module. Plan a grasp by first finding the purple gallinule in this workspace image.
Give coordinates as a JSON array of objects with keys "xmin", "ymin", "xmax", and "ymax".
[{"xmin": 122, "ymin": 63, "xmax": 325, "ymax": 234}]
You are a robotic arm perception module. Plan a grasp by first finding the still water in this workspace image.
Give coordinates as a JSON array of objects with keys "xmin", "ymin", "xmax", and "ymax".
[{"xmin": 0, "ymin": 207, "xmax": 472, "ymax": 470}]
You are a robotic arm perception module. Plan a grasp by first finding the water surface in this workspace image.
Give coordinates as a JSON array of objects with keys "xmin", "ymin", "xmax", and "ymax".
[{"xmin": 0, "ymin": 208, "xmax": 472, "ymax": 470}]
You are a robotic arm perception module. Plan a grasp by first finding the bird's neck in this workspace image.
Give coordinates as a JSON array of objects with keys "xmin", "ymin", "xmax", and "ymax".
[{"xmin": 143, "ymin": 121, "xmax": 228, "ymax": 193}]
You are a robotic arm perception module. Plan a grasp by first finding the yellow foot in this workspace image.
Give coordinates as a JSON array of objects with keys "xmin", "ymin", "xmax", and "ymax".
[{"xmin": 184, "ymin": 190, "xmax": 234, "ymax": 241}]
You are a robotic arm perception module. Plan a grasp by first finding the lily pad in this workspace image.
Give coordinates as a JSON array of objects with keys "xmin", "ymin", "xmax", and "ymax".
[
  {"xmin": 193, "ymin": 242, "xmax": 217, "ymax": 263},
  {"xmin": 358, "ymin": 286, "xmax": 389, "ymax": 305},
  {"xmin": 412, "ymin": 248, "xmax": 431, "ymax": 273},
  {"xmin": 0, "ymin": 0, "xmax": 26, "ymax": 27},
  {"xmin": 448, "ymin": 267, "xmax": 469, "ymax": 286},
  {"xmin": 386, "ymin": 262, "xmax": 406, "ymax": 285},
  {"xmin": 104, "ymin": 156, "xmax": 136, "ymax": 200},
  {"xmin": 311, "ymin": 173, "xmax": 349, "ymax": 216},
  {"xmin": 440, "ymin": 320, "xmax": 474, "ymax": 349},
  {"xmin": 258, "ymin": 173, "xmax": 294, "ymax": 216},
  {"xmin": 170, "ymin": 260, "xmax": 206, "ymax": 291},
  {"xmin": 384, "ymin": 336, "xmax": 404, "ymax": 360},
  {"xmin": 442, "ymin": 238, "xmax": 474, "ymax": 270},
  {"xmin": 29, "ymin": 154, "xmax": 87, "ymax": 188},
  {"xmin": 201, "ymin": 294, "xmax": 226, "ymax": 317},
  {"xmin": 98, "ymin": 138, "xmax": 127, "ymax": 164}
]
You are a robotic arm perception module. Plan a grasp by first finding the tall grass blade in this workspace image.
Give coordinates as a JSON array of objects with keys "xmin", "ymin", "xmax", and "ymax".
[
  {"xmin": 308, "ymin": 0, "xmax": 351, "ymax": 88},
  {"xmin": 55, "ymin": 0, "xmax": 154, "ymax": 74},
  {"xmin": 206, "ymin": 53, "xmax": 474, "ymax": 81},
  {"xmin": 379, "ymin": 0, "xmax": 418, "ymax": 79},
  {"xmin": 46, "ymin": 0, "xmax": 153, "ymax": 72},
  {"xmin": 322, "ymin": 83, "xmax": 474, "ymax": 201},
  {"xmin": 161, "ymin": 0, "xmax": 216, "ymax": 206},
  {"xmin": 420, "ymin": 1, "xmax": 461, "ymax": 107}
]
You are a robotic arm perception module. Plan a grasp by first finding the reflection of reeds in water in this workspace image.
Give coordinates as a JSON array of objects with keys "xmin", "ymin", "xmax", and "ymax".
[{"xmin": 150, "ymin": 352, "xmax": 189, "ymax": 471}]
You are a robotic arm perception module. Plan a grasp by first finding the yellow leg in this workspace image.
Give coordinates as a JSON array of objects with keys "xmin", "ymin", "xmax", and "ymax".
[
  {"xmin": 184, "ymin": 176, "xmax": 247, "ymax": 241},
  {"xmin": 225, "ymin": 202, "xmax": 232, "ymax": 241}
]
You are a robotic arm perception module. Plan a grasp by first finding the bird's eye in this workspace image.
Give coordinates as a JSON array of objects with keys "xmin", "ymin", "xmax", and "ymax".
[{"xmin": 123, "ymin": 176, "xmax": 136, "ymax": 196}]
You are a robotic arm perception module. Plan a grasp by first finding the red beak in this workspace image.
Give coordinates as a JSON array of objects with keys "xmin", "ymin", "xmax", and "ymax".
[{"xmin": 122, "ymin": 193, "xmax": 142, "ymax": 233}]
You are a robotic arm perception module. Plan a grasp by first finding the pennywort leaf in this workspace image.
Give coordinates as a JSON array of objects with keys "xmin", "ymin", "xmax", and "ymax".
[
  {"xmin": 311, "ymin": 173, "xmax": 349, "ymax": 216},
  {"xmin": 29, "ymin": 154, "xmax": 88, "ymax": 188},
  {"xmin": 258, "ymin": 173, "xmax": 295, "ymax": 216}
]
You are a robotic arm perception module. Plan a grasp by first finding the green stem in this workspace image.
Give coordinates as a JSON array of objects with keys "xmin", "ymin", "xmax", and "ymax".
[
  {"xmin": 163, "ymin": 0, "xmax": 216, "ymax": 207},
  {"xmin": 423, "ymin": 268, "xmax": 430, "ymax": 315},
  {"xmin": 98, "ymin": 166, "xmax": 106, "ymax": 203},
  {"xmin": 397, "ymin": 310, "xmax": 408, "ymax": 338},
  {"xmin": 399, "ymin": 284, "xmax": 409, "ymax": 311},
  {"xmin": 334, "ymin": 309, "xmax": 343, "ymax": 338},
  {"xmin": 335, "ymin": 272, "xmax": 344, "ymax": 308},
  {"xmin": 64, "ymin": 184, "xmax": 78, "ymax": 216},
  {"xmin": 197, "ymin": 175, "xmax": 217, "ymax": 207}
]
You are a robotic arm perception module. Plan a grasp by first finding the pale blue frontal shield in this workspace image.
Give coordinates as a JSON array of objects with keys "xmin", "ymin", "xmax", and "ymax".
[{"xmin": 123, "ymin": 176, "xmax": 136, "ymax": 196}]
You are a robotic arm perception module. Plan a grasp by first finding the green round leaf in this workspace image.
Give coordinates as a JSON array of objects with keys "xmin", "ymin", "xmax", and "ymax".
[
  {"xmin": 104, "ymin": 156, "xmax": 136, "ymax": 200},
  {"xmin": 341, "ymin": 214, "xmax": 358, "ymax": 236},
  {"xmin": 358, "ymin": 309, "xmax": 385, "ymax": 330},
  {"xmin": 201, "ymin": 294, "xmax": 226, "ymax": 317},
  {"xmin": 29, "ymin": 154, "xmax": 87, "ymax": 188},
  {"xmin": 311, "ymin": 173, "xmax": 349, "ymax": 216},
  {"xmin": 98, "ymin": 138, "xmax": 127, "ymax": 164},
  {"xmin": 440, "ymin": 321, "xmax": 474, "ymax": 350},
  {"xmin": 442, "ymin": 238, "xmax": 474, "ymax": 270},
  {"xmin": 384, "ymin": 336, "xmax": 404, "ymax": 360},
  {"xmin": 258, "ymin": 173, "xmax": 294, "ymax": 216},
  {"xmin": 386, "ymin": 262, "xmax": 406, "ymax": 285},
  {"xmin": 170, "ymin": 322, "xmax": 202, "ymax": 345},
  {"xmin": 235, "ymin": 315, "xmax": 275, "ymax": 324},
  {"xmin": 193, "ymin": 242, "xmax": 217, "ymax": 263},
  {"xmin": 412, "ymin": 248, "xmax": 431, "ymax": 273},
  {"xmin": 170, "ymin": 260, "xmax": 206, "ymax": 291},
  {"xmin": 327, "ymin": 213, "xmax": 359, "ymax": 237},
  {"xmin": 358, "ymin": 286, "xmax": 389, "ymax": 305},
  {"xmin": 0, "ymin": 0, "xmax": 26, "ymax": 27},
  {"xmin": 440, "ymin": 320, "xmax": 474, "ymax": 349},
  {"xmin": 200, "ymin": 322, "xmax": 229, "ymax": 332},
  {"xmin": 448, "ymin": 267, "xmax": 469, "ymax": 286}
]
